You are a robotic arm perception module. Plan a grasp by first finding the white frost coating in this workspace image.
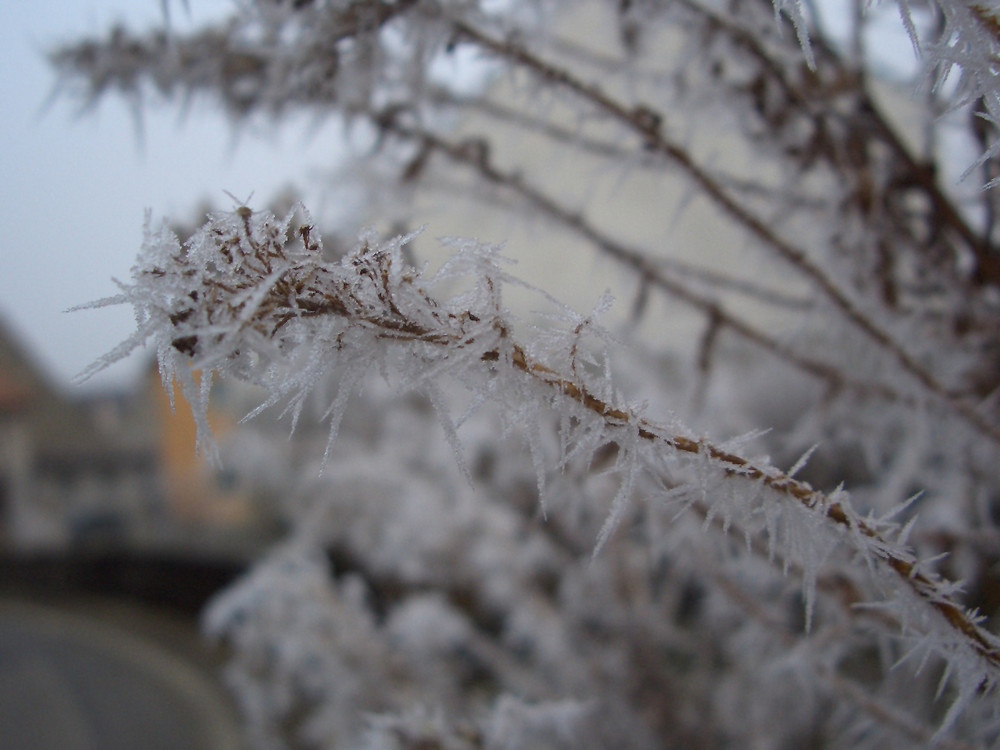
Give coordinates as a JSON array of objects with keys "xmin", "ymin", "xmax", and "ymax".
[{"xmin": 84, "ymin": 205, "xmax": 999, "ymax": 742}]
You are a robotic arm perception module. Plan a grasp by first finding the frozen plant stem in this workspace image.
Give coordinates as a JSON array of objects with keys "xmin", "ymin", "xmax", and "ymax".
[
  {"xmin": 376, "ymin": 116, "xmax": 908, "ymax": 405},
  {"xmin": 83, "ymin": 206, "xmax": 1000, "ymax": 702},
  {"xmin": 443, "ymin": 13, "xmax": 1000, "ymax": 446},
  {"xmin": 516, "ymin": 342, "xmax": 1000, "ymax": 672}
]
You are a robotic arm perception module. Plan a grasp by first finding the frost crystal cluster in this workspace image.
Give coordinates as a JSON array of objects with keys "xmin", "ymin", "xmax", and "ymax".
[{"xmin": 58, "ymin": 0, "xmax": 1000, "ymax": 747}]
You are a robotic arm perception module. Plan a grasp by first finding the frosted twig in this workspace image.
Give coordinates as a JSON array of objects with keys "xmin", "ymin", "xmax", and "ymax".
[
  {"xmin": 86, "ymin": 207, "xmax": 1000, "ymax": 697},
  {"xmin": 444, "ymin": 14, "xmax": 1000, "ymax": 446},
  {"xmin": 376, "ymin": 116, "xmax": 924, "ymax": 405}
]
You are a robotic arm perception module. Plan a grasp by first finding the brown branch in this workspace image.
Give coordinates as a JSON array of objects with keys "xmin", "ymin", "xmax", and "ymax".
[
  {"xmin": 160, "ymin": 207, "xmax": 1000, "ymax": 681},
  {"xmin": 493, "ymin": 338, "xmax": 1000, "ymax": 672},
  {"xmin": 431, "ymin": 15, "xmax": 1000, "ymax": 446},
  {"xmin": 377, "ymin": 116, "xmax": 923, "ymax": 406},
  {"xmin": 427, "ymin": 87, "xmax": 646, "ymax": 163},
  {"xmin": 225, "ymin": 243, "xmax": 1000, "ymax": 670},
  {"xmin": 678, "ymin": 0, "xmax": 998, "ymax": 287},
  {"xmin": 971, "ymin": 4, "xmax": 1000, "ymax": 43}
]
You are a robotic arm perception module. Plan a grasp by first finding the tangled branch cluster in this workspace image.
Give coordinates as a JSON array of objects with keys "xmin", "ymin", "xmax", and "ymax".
[{"xmin": 85, "ymin": 204, "xmax": 999, "ymax": 738}]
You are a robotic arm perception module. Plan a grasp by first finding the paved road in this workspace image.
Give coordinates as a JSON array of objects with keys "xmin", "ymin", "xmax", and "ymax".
[{"xmin": 0, "ymin": 599, "xmax": 244, "ymax": 750}]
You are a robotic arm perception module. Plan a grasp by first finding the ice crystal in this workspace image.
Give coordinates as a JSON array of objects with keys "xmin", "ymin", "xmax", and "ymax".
[{"xmin": 83, "ymin": 206, "xmax": 1000, "ymax": 742}]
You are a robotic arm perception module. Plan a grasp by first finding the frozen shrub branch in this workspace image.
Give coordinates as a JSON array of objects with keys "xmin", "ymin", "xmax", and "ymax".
[
  {"xmin": 84, "ymin": 205, "xmax": 1000, "ymax": 703},
  {"xmin": 675, "ymin": 0, "xmax": 999, "ymax": 283},
  {"xmin": 374, "ymin": 114, "xmax": 927, "ymax": 407},
  {"xmin": 442, "ymin": 14, "xmax": 1000, "ymax": 446}
]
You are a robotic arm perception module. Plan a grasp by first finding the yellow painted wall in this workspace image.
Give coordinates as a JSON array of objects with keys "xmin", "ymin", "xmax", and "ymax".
[{"xmin": 149, "ymin": 367, "xmax": 255, "ymax": 528}]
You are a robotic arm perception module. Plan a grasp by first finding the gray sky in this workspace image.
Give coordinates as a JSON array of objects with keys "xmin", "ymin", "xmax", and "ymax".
[{"xmin": 0, "ymin": 2, "xmax": 350, "ymax": 392}]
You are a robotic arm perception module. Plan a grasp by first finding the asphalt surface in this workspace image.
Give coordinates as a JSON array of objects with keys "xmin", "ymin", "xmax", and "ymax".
[{"xmin": 0, "ymin": 598, "xmax": 245, "ymax": 750}]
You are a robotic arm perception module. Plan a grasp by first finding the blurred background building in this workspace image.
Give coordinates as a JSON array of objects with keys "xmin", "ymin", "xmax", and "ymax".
[{"xmin": 0, "ymin": 311, "xmax": 274, "ymax": 556}]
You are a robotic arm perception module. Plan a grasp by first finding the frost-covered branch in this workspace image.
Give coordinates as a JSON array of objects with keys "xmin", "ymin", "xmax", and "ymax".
[
  {"xmin": 373, "ymin": 114, "xmax": 920, "ymax": 405},
  {"xmin": 84, "ymin": 206, "xmax": 1000, "ymax": 724},
  {"xmin": 444, "ymin": 13, "xmax": 1000, "ymax": 447},
  {"xmin": 897, "ymin": 0, "xmax": 1000, "ymax": 166}
]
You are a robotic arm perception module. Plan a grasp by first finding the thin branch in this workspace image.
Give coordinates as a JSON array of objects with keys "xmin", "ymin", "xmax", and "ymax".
[
  {"xmin": 675, "ymin": 0, "xmax": 997, "ymax": 286},
  {"xmin": 376, "ymin": 116, "xmax": 924, "ymax": 408},
  {"xmin": 141, "ymin": 207, "xmax": 1000, "ymax": 675},
  {"xmin": 503, "ymin": 341, "xmax": 1000, "ymax": 672},
  {"xmin": 441, "ymin": 14, "xmax": 1000, "ymax": 446}
]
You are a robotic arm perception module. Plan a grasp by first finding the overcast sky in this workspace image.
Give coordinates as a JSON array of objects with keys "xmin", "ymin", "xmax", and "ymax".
[{"xmin": 0, "ymin": 2, "xmax": 353, "ymax": 393}]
